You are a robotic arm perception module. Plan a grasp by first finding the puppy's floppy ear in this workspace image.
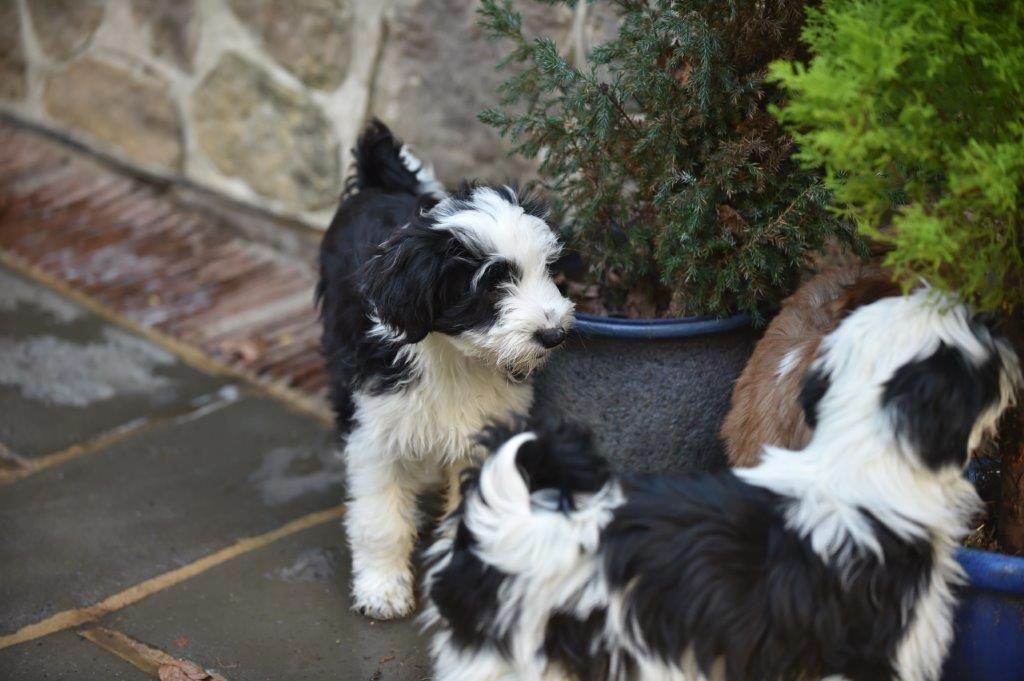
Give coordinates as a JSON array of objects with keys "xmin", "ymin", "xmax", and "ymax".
[
  {"xmin": 882, "ymin": 342, "xmax": 1003, "ymax": 470},
  {"xmin": 360, "ymin": 224, "xmax": 457, "ymax": 343}
]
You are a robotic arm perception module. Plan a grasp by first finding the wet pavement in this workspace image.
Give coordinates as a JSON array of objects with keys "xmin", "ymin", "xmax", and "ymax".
[
  {"xmin": 0, "ymin": 629, "xmax": 151, "ymax": 681},
  {"xmin": 0, "ymin": 263, "xmax": 432, "ymax": 680},
  {"xmin": 0, "ymin": 267, "xmax": 226, "ymax": 459}
]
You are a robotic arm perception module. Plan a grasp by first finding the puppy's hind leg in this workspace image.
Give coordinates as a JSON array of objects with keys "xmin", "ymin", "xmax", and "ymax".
[{"xmin": 345, "ymin": 439, "xmax": 420, "ymax": 620}]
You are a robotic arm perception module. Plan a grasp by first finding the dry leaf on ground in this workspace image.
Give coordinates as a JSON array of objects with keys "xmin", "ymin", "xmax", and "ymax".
[
  {"xmin": 158, "ymin": 659, "xmax": 212, "ymax": 681},
  {"xmin": 218, "ymin": 338, "xmax": 264, "ymax": 364}
]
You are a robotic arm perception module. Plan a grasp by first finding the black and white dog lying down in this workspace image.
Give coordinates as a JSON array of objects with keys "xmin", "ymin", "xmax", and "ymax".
[
  {"xmin": 317, "ymin": 120, "xmax": 574, "ymax": 619},
  {"xmin": 423, "ymin": 289, "xmax": 1021, "ymax": 680}
]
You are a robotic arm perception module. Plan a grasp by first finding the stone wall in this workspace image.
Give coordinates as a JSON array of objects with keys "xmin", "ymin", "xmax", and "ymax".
[{"xmin": 0, "ymin": 0, "xmax": 616, "ymax": 229}]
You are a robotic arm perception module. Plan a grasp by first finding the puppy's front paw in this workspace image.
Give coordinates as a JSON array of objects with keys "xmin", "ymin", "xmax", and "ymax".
[{"xmin": 352, "ymin": 568, "xmax": 415, "ymax": 620}]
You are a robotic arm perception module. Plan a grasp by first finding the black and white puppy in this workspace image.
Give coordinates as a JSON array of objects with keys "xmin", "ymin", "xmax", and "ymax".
[
  {"xmin": 317, "ymin": 120, "xmax": 574, "ymax": 619},
  {"xmin": 423, "ymin": 289, "xmax": 1021, "ymax": 680}
]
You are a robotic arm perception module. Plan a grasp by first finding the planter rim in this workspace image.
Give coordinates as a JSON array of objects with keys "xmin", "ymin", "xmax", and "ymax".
[
  {"xmin": 573, "ymin": 311, "xmax": 752, "ymax": 340},
  {"xmin": 957, "ymin": 547, "xmax": 1024, "ymax": 595}
]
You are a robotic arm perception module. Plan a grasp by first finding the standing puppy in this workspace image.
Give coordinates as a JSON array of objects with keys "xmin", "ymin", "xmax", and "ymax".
[
  {"xmin": 317, "ymin": 120, "xmax": 575, "ymax": 619},
  {"xmin": 424, "ymin": 290, "xmax": 1020, "ymax": 680}
]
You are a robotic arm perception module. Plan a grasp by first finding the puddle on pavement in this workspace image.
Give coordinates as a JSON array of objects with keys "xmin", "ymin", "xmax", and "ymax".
[
  {"xmin": 248, "ymin": 440, "xmax": 345, "ymax": 506},
  {"xmin": 267, "ymin": 545, "xmax": 344, "ymax": 583},
  {"xmin": 0, "ymin": 327, "xmax": 178, "ymax": 406},
  {"xmin": 0, "ymin": 267, "xmax": 85, "ymax": 323}
]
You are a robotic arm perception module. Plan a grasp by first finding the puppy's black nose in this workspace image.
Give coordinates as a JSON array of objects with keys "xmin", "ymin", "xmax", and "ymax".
[{"xmin": 535, "ymin": 328, "xmax": 566, "ymax": 349}]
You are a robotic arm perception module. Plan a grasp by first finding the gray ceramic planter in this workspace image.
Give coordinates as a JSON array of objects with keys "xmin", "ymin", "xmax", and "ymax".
[{"xmin": 532, "ymin": 312, "xmax": 762, "ymax": 474}]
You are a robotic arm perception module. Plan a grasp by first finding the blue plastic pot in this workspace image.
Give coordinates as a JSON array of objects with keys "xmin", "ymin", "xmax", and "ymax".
[
  {"xmin": 942, "ymin": 548, "xmax": 1024, "ymax": 681},
  {"xmin": 532, "ymin": 312, "xmax": 761, "ymax": 474}
]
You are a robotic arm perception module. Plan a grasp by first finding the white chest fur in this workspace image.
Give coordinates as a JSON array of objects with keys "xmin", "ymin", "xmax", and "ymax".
[{"xmin": 351, "ymin": 333, "xmax": 534, "ymax": 464}]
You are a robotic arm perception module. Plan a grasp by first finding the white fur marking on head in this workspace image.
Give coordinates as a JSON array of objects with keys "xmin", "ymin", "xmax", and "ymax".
[{"xmin": 429, "ymin": 186, "xmax": 575, "ymax": 378}]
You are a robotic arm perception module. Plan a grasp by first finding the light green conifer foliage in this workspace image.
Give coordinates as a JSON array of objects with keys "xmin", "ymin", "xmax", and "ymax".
[{"xmin": 772, "ymin": 0, "xmax": 1024, "ymax": 313}]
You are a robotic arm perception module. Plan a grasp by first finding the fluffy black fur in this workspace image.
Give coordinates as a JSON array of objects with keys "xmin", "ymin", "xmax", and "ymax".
[
  {"xmin": 603, "ymin": 474, "xmax": 932, "ymax": 681},
  {"xmin": 346, "ymin": 120, "xmax": 427, "ymax": 197},
  {"xmin": 883, "ymin": 342, "xmax": 1003, "ymax": 470},
  {"xmin": 360, "ymin": 225, "xmax": 520, "ymax": 344},
  {"xmin": 427, "ymin": 506, "xmax": 513, "ymax": 654},
  {"xmin": 543, "ymin": 609, "xmax": 615, "ymax": 680},
  {"xmin": 799, "ymin": 366, "xmax": 831, "ymax": 431},
  {"xmin": 317, "ymin": 120, "xmax": 424, "ymax": 427},
  {"xmin": 514, "ymin": 421, "xmax": 610, "ymax": 510}
]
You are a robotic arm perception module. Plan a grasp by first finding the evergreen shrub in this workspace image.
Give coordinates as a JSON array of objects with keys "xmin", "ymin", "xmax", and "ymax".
[
  {"xmin": 771, "ymin": 0, "xmax": 1024, "ymax": 314},
  {"xmin": 479, "ymin": 0, "xmax": 859, "ymax": 321}
]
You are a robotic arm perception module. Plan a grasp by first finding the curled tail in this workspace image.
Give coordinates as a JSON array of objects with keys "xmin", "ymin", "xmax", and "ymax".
[
  {"xmin": 461, "ymin": 424, "xmax": 620, "ymax": 575},
  {"xmin": 422, "ymin": 424, "xmax": 621, "ymax": 662},
  {"xmin": 350, "ymin": 118, "xmax": 446, "ymax": 199}
]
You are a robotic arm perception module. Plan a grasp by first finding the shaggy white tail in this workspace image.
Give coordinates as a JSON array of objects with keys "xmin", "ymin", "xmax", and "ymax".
[{"xmin": 464, "ymin": 432, "xmax": 622, "ymax": 579}]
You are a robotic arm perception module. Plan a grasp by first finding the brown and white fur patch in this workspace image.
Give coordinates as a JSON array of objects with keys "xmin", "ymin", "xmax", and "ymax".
[{"xmin": 721, "ymin": 264, "xmax": 899, "ymax": 466}]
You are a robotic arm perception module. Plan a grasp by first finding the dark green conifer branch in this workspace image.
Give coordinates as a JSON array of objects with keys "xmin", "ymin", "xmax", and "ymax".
[{"xmin": 478, "ymin": 0, "xmax": 859, "ymax": 321}]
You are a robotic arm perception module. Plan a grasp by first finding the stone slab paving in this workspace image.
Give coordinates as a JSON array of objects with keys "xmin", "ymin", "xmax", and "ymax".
[
  {"xmin": 0, "ymin": 630, "xmax": 151, "ymax": 681},
  {"xmin": 0, "ymin": 396, "xmax": 344, "ymax": 633},
  {"xmin": 106, "ymin": 523, "xmax": 431, "ymax": 681},
  {"xmin": 0, "ymin": 266, "xmax": 226, "ymax": 459},
  {"xmin": 0, "ymin": 264, "xmax": 432, "ymax": 679}
]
